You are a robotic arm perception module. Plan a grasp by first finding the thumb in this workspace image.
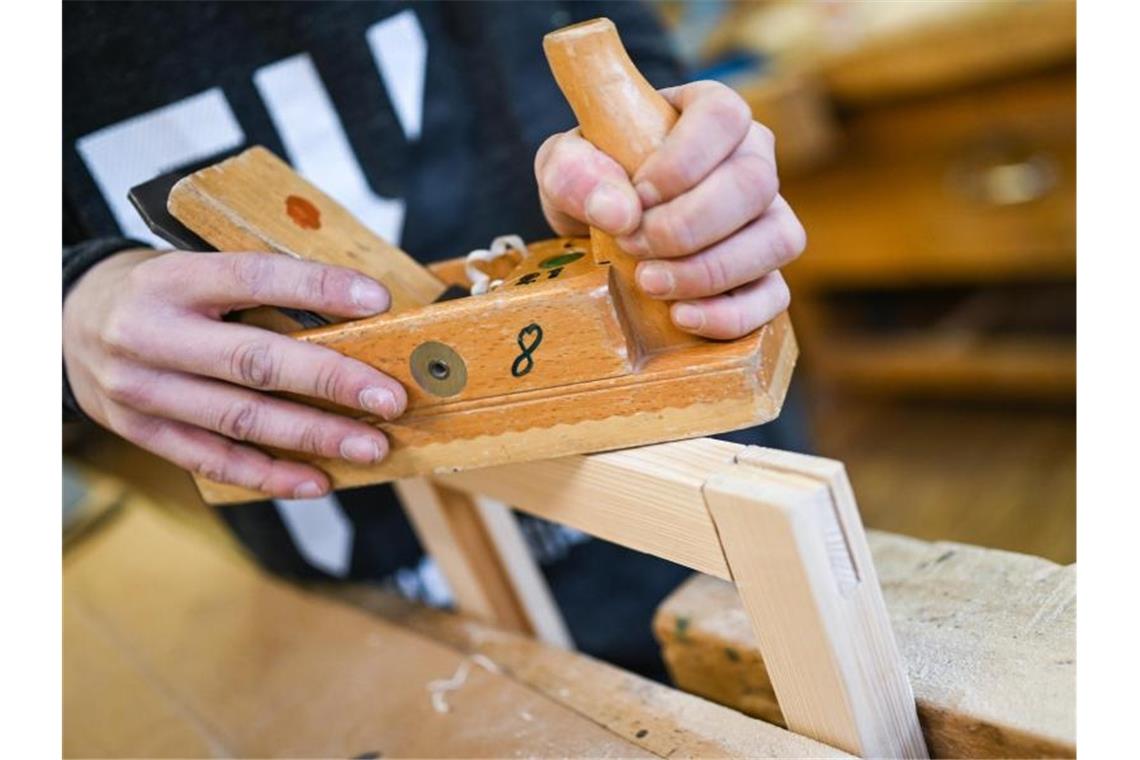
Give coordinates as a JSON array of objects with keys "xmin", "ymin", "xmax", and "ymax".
[{"xmin": 536, "ymin": 130, "xmax": 641, "ymax": 237}]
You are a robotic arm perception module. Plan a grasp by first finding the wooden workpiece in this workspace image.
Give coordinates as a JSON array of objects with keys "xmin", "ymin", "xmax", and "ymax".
[
  {"xmin": 433, "ymin": 439, "xmax": 927, "ymax": 757},
  {"xmin": 653, "ymin": 535, "xmax": 1075, "ymax": 758},
  {"xmin": 64, "ymin": 495, "xmax": 843, "ymax": 759},
  {"xmin": 167, "ymin": 18, "xmax": 798, "ymax": 505}
]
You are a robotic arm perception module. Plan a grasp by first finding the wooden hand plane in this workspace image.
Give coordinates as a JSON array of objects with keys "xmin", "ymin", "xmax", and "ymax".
[{"xmin": 130, "ymin": 18, "xmax": 797, "ymax": 505}]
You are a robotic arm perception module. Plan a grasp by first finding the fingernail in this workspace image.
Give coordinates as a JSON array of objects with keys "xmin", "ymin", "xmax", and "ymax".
[
  {"xmin": 673, "ymin": 303, "xmax": 705, "ymax": 331},
  {"xmin": 617, "ymin": 230, "xmax": 650, "ymax": 258},
  {"xmin": 359, "ymin": 386, "xmax": 401, "ymax": 419},
  {"xmin": 293, "ymin": 481, "xmax": 324, "ymax": 499},
  {"xmin": 637, "ymin": 263, "xmax": 674, "ymax": 296},
  {"xmin": 340, "ymin": 435, "xmax": 382, "ymax": 463},
  {"xmin": 351, "ymin": 278, "xmax": 389, "ymax": 313},
  {"xmin": 635, "ymin": 180, "xmax": 661, "ymax": 207},
  {"xmin": 585, "ymin": 182, "xmax": 636, "ymax": 233}
]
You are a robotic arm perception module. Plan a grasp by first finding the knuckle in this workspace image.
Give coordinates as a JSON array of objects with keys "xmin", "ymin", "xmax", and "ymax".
[
  {"xmin": 100, "ymin": 366, "xmax": 150, "ymax": 407},
  {"xmin": 217, "ymin": 401, "xmax": 260, "ymax": 441},
  {"xmin": 304, "ymin": 265, "xmax": 335, "ymax": 305},
  {"xmin": 736, "ymin": 153, "xmax": 779, "ymax": 205},
  {"xmin": 698, "ymin": 254, "xmax": 731, "ymax": 295},
  {"xmin": 228, "ymin": 340, "xmax": 278, "ymax": 389},
  {"xmin": 535, "ymin": 133, "xmax": 562, "ymax": 180},
  {"xmin": 753, "ymin": 122, "xmax": 776, "ymax": 151},
  {"xmin": 121, "ymin": 414, "xmax": 161, "ymax": 448},
  {"xmin": 295, "ymin": 422, "xmax": 327, "ymax": 456},
  {"xmin": 313, "ymin": 359, "xmax": 348, "ymax": 403},
  {"xmin": 193, "ymin": 455, "xmax": 229, "ymax": 485},
  {"xmin": 229, "ymin": 254, "xmax": 273, "ymax": 298},
  {"xmin": 99, "ymin": 310, "xmax": 138, "ymax": 354},
  {"xmin": 541, "ymin": 152, "xmax": 585, "ymax": 204},
  {"xmin": 734, "ymin": 307, "xmax": 751, "ymax": 338},
  {"xmin": 194, "ymin": 442, "xmax": 263, "ymax": 490},
  {"xmin": 647, "ymin": 207, "xmax": 696, "ymax": 256},
  {"xmin": 773, "ymin": 217, "xmax": 807, "ymax": 265},
  {"xmin": 705, "ymin": 309, "xmax": 734, "ymax": 340},
  {"xmin": 773, "ymin": 275, "xmax": 792, "ymax": 311},
  {"xmin": 706, "ymin": 87, "xmax": 752, "ymax": 136}
]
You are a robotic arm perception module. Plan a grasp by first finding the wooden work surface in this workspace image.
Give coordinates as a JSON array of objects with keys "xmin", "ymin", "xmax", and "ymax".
[
  {"xmin": 63, "ymin": 494, "xmax": 840, "ymax": 758},
  {"xmin": 654, "ymin": 531, "xmax": 1075, "ymax": 758}
]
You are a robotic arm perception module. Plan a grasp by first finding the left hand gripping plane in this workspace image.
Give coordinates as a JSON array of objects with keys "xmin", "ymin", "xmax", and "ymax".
[{"xmin": 130, "ymin": 18, "xmax": 797, "ymax": 505}]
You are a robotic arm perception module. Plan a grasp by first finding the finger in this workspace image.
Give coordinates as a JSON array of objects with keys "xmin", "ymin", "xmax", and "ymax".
[
  {"xmin": 670, "ymin": 271, "xmax": 791, "ymax": 340},
  {"xmin": 146, "ymin": 251, "xmax": 392, "ymax": 318},
  {"xmin": 634, "ymin": 81, "xmax": 755, "ymax": 206},
  {"xmin": 536, "ymin": 130, "xmax": 641, "ymax": 236},
  {"xmin": 634, "ymin": 196, "xmax": 805, "ymax": 300},
  {"xmin": 619, "ymin": 137, "xmax": 779, "ymax": 259},
  {"xmin": 118, "ymin": 317, "xmax": 407, "ymax": 418},
  {"xmin": 535, "ymin": 129, "xmax": 588, "ymax": 237},
  {"xmin": 108, "ymin": 403, "xmax": 332, "ymax": 499},
  {"xmin": 118, "ymin": 368, "xmax": 391, "ymax": 464}
]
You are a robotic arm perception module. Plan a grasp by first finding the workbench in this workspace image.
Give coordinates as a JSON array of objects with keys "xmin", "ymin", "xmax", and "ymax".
[{"xmin": 63, "ymin": 489, "xmax": 839, "ymax": 758}]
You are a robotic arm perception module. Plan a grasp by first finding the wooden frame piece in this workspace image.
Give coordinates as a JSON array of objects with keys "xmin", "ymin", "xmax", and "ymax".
[
  {"xmin": 397, "ymin": 438, "xmax": 928, "ymax": 757},
  {"xmin": 394, "ymin": 478, "xmax": 572, "ymax": 649}
]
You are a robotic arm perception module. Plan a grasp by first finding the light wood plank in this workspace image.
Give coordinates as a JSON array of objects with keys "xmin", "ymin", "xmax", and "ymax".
[
  {"xmin": 65, "ymin": 503, "xmax": 652, "ymax": 759},
  {"xmin": 438, "ymin": 438, "xmax": 742, "ymax": 579},
  {"xmin": 470, "ymin": 497, "xmax": 574, "ymax": 649},
  {"xmin": 704, "ymin": 457, "xmax": 927, "ymax": 758},
  {"xmin": 394, "ymin": 477, "xmax": 533, "ymax": 635},
  {"xmin": 654, "ymin": 534, "xmax": 1076, "ymax": 757},
  {"xmin": 438, "ymin": 439, "xmax": 924, "ymax": 756},
  {"xmin": 328, "ymin": 584, "xmax": 850, "ymax": 759}
]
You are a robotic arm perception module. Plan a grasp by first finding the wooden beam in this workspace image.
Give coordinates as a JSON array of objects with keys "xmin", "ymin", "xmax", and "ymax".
[
  {"xmin": 704, "ymin": 455, "xmax": 927, "ymax": 758},
  {"xmin": 327, "ymin": 584, "xmax": 850, "ymax": 759},
  {"xmin": 437, "ymin": 438, "xmax": 740, "ymax": 579},
  {"xmin": 393, "ymin": 478, "xmax": 570, "ymax": 647},
  {"xmin": 437, "ymin": 439, "xmax": 926, "ymax": 756},
  {"xmin": 469, "ymin": 496, "xmax": 573, "ymax": 649},
  {"xmin": 654, "ymin": 533, "xmax": 1076, "ymax": 758}
]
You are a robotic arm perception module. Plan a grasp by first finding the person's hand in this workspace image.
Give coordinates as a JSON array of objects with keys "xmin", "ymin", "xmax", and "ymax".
[
  {"xmin": 63, "ymin": 249, "xmax": 407, "ymax": 499},
  {"xmin": 535, "ymin": 81, "xmax": 805, "ymax": 340}
]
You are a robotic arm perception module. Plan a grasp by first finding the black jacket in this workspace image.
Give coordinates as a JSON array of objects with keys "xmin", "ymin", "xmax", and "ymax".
[{"xmin": 63, "ymin": 0, "xmax": 806, "ymax": 678}]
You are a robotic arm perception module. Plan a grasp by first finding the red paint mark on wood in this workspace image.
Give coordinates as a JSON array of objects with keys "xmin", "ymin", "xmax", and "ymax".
[{"xmin": 286, "ymin": 195, "xmax": 321, "ymax": 230}]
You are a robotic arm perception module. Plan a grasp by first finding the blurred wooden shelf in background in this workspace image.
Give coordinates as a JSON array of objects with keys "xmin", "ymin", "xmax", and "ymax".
[{"xmin": 720, "ymin": 0, "xmax": 1075, "ymax": 402}]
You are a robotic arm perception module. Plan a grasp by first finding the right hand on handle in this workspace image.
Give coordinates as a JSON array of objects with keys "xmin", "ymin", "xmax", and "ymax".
[{"xmin": 63, "ymin": 249, "xmax": 407, "ymax": 500}]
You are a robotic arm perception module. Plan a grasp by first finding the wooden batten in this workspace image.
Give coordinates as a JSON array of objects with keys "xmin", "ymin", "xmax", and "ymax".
[
  {"xmin": 654, "ymin": 535, "xmax": 1076, "ymax": 758},
  {"xmin": 434, "ymin": 439, "xmax": 926, "ymax": 757}
]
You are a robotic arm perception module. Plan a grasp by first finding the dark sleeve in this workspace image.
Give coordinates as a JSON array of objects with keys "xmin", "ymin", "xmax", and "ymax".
[{"xmin": 63, "ymin": 236, "xmax": 151, "ymax": 422}]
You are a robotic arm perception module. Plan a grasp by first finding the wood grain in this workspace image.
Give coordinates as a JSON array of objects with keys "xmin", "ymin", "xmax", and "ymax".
[
  {"xmin": 439, "ymin": 438, "xmax": 740, "ymax": 579},
  {"xmin": 168, "ymin": 146, "xmax": 446, "ymax": 315},
  {"xmin": 545, "ymin": 18, "xmax": 699, "ymax": 358},
  {"xmin": 393, "ymin": 478, "xmax": 572, "ymax": 649},
  {"xmin": 704, "ymin": 451, "xmax": 927, "ymax": 757},
  {"xmin": 654, "ymin": 536, "xmax": 1075, "ymax": 757},
  {"xmin": 64, "ymin": 494, "xmax": 840, "ymax": 758},
  {"xmin": 65, "ymin": 503, "xmax": 651, "ymax": 758},
  {"xmin": 196, "ymin": 310, "xmax": 796, "ymax": 504},
  {"xmin": 328, "ymin": 584, "xmax": 850, "ymax": 759},
  {"xmin": 435, "ymin": 439, "xmax": 924, "ymax": 756}
]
